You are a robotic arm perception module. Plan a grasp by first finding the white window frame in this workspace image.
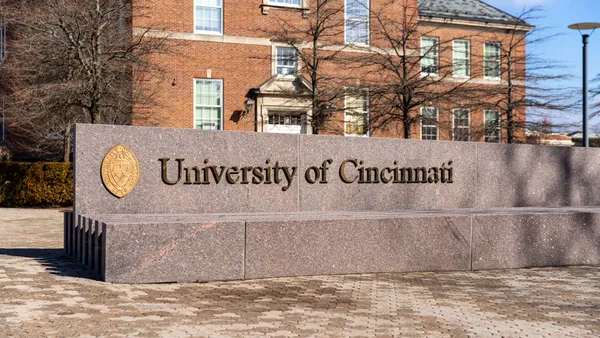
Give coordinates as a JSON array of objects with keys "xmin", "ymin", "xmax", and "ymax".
[
  {"xmin": 484, "ymin": 110, "xmax": 502, "ymax": 143},
  {"xmin": 420, "ymin": 107, "xmax": 439, "ymax": 141},
  {"xmin": 345, "ymin": 0, "xmax": 370, "ymax": 46},
  {"xmin": 421, "ymin": 37, "xmax": 439, "ymax": 76},
  {"xmin": 484, "ymin": 42, "xmax": 501, "ymax": 80},
  {"xmin": 268, "ymin": 0, "xmax": 301, "ymax": 8},
  {"xmin": 452, "ymin": 39, "xmax": 471, "ymax": 78},
  {"xmin": 274, "ymin": 46, "xmax": 298, "ymax": 77},
  {"xmin": 344, "ymin": 87, "xmax": 370, "ymax": 137},
  {"xmin": 268, "ymin": 111, "xmax": 303, "ymax": 126},
  {"xmin": 193, "ymin": 0, "xmax": 223, "ymax": 35},
  {"xmin": 193, "ymin": 79, "xmax": 224, "ymax": 130},
  {"xmin": 452, "ymin": 108, "xmax": 471, "ymax": 142}
]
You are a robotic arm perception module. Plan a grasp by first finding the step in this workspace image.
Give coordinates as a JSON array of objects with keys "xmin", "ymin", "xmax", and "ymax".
[{"xmin": 64, "ymin": 208, "xmax": 600, "ymax": 283}]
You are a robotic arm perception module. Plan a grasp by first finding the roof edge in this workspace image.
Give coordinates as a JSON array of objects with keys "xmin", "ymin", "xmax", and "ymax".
[
  {"xmin": 418, "ymin": 0, "xmax": 535, "ymax": 31},
  {"xmin": 419, "ymin": 14, "xmax": 534, "ymax": 31}
]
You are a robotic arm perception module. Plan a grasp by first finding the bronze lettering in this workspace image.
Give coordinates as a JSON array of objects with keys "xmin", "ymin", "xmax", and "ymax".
[
  {"xmin": 240, "ymin": 166, "xmax": 252, "ymax": 184},
  {"xmin": 252, "ymin": 167, "xmax": 264, "ymax": 184},
  {"xmin": 264, "ymin": 160, "xmax": 272, "ymax": 184},
  {"xmin": 414, "ymin": 167, "xmax": 427, "ymax": 184},
  {"xmin": 209, "ymin": 166, "xmax": 227, "ymax": 184},
  {"xmin": 440, "ymin": 161, "xmax": 454, "ymax": 183},
  {"xmin": 428, "ymin": 168, "xmax": 440, "ymax": 183},
  {"xmin": 399, "ymin": 167, "xmax": 413, "ymax": 183},
  {"xmin": 339, "ymin": 159, "xmax": 358, "ymax": 184},
  {"xmin": 226, "ymin": 167, "xmax": 240, "ymax": 184},
  {"xmin": 202, "ymin": 159, "xmax": 210, "ymax": 184},
  {"xmin": 305, "ymin": 166, "xmax": 320, "ymax": 184},
  {"xmin": 281, "ymin": 166, "xmax": 297, "ymax": 192},
  {"xmin": 358, "ymin": 161, "xmax": 366, "ymax": 184},
  {"xmin": 319, "ymin": 159, "xmax": 333, "ymax": 184},
  {"xmin": 381, "ymin": 168, "xmax": 393, "ymax": 183},
  {"xmin": 159, "ymin": 158, "xmax": 183, "ymax": 185},
  {"xmin": 273, "ymin": 161, "xmax": 282, "ymax": 184},
  {"xmin": 365, "ymin": 167, "xmax": 380, "ymax": 184},
  {"xmin": 446, "ymin": 161, "xmax": 454, "ymax": 183},
  {"xmin": 158, "ymin": 158, "xmax": 455, "ymax": 188},
  {"xmin": 393, "ymin": 161, "xmax": 400, "ymax": 183},
  {"xmin": 184, "ymin": 166, "xmax": 201, "ymax": 185}
]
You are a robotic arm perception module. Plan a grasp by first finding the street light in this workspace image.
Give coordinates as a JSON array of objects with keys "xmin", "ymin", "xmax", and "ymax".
[{"xmin": 568, "ymin": 22, "xmax": 600, "ymax": 148}]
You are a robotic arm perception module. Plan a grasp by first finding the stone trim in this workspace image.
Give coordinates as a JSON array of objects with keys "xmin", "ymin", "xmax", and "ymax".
[
  {"xmin": 260, "ymin": 0, "xmax": 310, "ymax": 18},
  {"xmin": 420, "ymin": 16, "xmax": 533, "ymax": 32}
]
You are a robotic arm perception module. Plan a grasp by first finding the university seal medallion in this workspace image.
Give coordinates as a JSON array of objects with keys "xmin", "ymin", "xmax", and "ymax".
[{"xmin": 101, "ymin": 144, "xmax": 140, "ymax": 198}]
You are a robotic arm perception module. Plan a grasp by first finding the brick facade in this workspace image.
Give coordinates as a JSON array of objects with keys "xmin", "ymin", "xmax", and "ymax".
[{"xmin": 132, "ymin": 0, "xmax": 529, "ymax": 142}]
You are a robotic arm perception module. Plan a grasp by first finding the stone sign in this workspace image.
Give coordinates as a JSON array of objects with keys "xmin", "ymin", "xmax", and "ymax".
[{"xmin": 66, "ymin": 124, "xmax": 600, "ymax": 283}]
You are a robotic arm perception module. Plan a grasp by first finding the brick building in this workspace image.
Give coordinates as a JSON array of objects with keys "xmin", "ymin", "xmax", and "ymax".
[
  {"xmin": 132, "ymin": 0, "xmax": 532, "ymax": 142},
  {"xmin": 0, "ymin": 0, "xmax": 530, "ymax": 150}
]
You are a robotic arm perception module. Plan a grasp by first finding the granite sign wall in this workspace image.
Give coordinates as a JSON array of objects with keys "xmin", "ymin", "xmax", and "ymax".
[{"xmin": 67, "ymin": 124, "xmax": 600, "ymax": 283}]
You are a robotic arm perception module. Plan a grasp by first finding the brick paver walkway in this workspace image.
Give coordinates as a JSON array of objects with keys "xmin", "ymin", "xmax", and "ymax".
[{"xmin": 1, "ymin": 209, "xmax": 599, "ymax": 337}]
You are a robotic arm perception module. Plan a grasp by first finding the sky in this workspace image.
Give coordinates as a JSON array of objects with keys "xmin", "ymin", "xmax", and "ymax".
[{"xmin": 483, "ymin": 0, "xmax": 600, "ymax": 131}]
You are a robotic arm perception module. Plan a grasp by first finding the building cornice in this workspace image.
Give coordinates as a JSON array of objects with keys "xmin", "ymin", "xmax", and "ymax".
[{"xmin": 419, "ymin": 16, "xmax": 534, "ymax": 32}]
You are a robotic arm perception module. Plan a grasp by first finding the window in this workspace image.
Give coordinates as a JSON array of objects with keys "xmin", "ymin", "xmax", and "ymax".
[
  {"xmin": 484, "ymin": 42, "xmax": 501, "ymax": 79},
  {"xmin": 269, "ymin": 0, "xmax": 300, "ymax": 5},
  {"xmin": 421, "ymin": 37, "xmax": 439, "ymax": 75},
  {"xmin": 484, "ymin": 110, "xmax": 501, "ymax": 143},
  {"xmin": 268, "ymin": 113, "xmax": 302, "ymax": 126},
  {"xmin": 421, "ymin": 107, "xmax": 438, "ymax": 140},
  {"xmin": 453, "ymin": 109, "xmax": 470, "ymax": 141},
  {"xmin": 453, "ymin": 40, "xmax": 470, "ymax": 77},
  {"xmin": 194, "ymin": 0, "xmax": 222, "ymax": 34},
  {"xmin": 345, "ymin": 0, "xmax": 369, "ymax": 45},
  {"xmin": 345, "ymin": 89, "xmax": 369, "ymax": 136},
  {"xmin": 194, "ymin": 79, "xmax": 223, "ymax": 130},
  {"xmin": 276, "ymin": 47, "xmax": 298, "ymax": 75}
]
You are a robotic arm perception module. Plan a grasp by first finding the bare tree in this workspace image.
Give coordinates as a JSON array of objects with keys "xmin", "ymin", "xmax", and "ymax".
[
  {"xmin": 473, "ymin": 7, "xmax": 574, "ymax": 143},
  {"xmin": 262, "ymin": 0, "xmax": 347, "ymax": 134},
  {"xmin": 346, "ymin": 0, "xmax": 480, "ymax": 139},
  {"xmin": 2, "ymin": 0, "xmax": 169, "ymax": 161},
  {"xmin": 0, "ymin": 2, "xmax": 12, "ymax": 157},
  {"xmin": 0, "ymin": 10, "xmax": 6, "ymax": 69},
  {"xmin": 592, "ymin": 74, "xmax": 600, "ymax": 122}
]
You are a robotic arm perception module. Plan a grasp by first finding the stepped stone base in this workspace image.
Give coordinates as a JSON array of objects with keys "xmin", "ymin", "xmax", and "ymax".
[{"xmin": 64, "ymin": 208, "xmax": 600, "ymax": 284}]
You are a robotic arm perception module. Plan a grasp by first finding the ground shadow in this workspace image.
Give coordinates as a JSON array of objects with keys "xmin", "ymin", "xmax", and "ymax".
[{"xmin": 0, "ymin": 248, "xmax": 97, "ymax": 280}]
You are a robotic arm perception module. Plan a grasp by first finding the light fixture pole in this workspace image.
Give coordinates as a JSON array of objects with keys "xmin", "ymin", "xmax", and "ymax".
[{"xmin": 568, "ymin": 22, "xmax": 600, "ymax": 147}]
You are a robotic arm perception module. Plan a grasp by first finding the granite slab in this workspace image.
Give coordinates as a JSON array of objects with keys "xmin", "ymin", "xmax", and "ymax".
[
  {"xmin": 471, "ymin": 212, "xmax": 600, "ymax": 270},
  {"xmin": 101, "ymin": 220, "xmax": 245, "ymax": 283},
  {"xmin": 70, "ymin": 207, "xmax": 600, "ymax": 283},
  {"xmin": 244, "ymin": 215, "xmax": 472, "ymax": 279},
  {"xmin": 74, "ymin": 124, "xmax": 600, "ymax": 215},
  {"xmin": 477, "ymin": 143, "xmax": 600, "ymax": 208}
]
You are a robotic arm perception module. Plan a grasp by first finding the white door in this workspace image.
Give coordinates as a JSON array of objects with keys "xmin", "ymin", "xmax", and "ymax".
[{"xmin": 267, "ymin": 112, "xmax": 306, "ymax": 134}]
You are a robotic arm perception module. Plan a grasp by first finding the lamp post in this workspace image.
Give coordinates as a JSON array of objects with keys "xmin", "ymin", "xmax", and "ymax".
[{"xmin": 568, "ymin": 22, "xmax": 600, "ymax": 147}]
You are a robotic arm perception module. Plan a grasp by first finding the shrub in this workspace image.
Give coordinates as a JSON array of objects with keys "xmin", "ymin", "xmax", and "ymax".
[{"xmin": 0, "ymin": 162, "xmax": 73, "ymax": 207}]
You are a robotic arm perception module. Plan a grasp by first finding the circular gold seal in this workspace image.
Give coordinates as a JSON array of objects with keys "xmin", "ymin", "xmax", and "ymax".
[{"xmin": 101, "ymin": 144, "xmax": 140, "ymax": 198}]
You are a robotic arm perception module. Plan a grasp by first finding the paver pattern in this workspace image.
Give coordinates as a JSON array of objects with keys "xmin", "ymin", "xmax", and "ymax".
[{"xmin": 1, "ymin": 209, "xmax": 600, "ymax": 337}]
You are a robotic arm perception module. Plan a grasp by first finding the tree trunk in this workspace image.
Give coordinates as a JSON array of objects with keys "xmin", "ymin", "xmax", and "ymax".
[
  {"xmin": 506, "ymin": 108, "xmax": 514, "ymax": 143},
  {"xmin": 89, "ymin": 105, "xmax": 101, "ymax": 124},
  {"xmin": 63, "ymin": 124, "xmax": 71, "ymax": 162},
  {"xmin": 403, "ymin": 107, "xmax": 411, "ymax": 139},
  {"xmin": 506, "ymin": 50, "xmax": 514, "ymax": 144}
]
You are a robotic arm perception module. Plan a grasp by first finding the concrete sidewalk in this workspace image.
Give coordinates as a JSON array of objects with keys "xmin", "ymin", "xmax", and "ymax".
[{"xmin": 1, "ymin": 208, "xmax": 599, "ymax": 337}]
